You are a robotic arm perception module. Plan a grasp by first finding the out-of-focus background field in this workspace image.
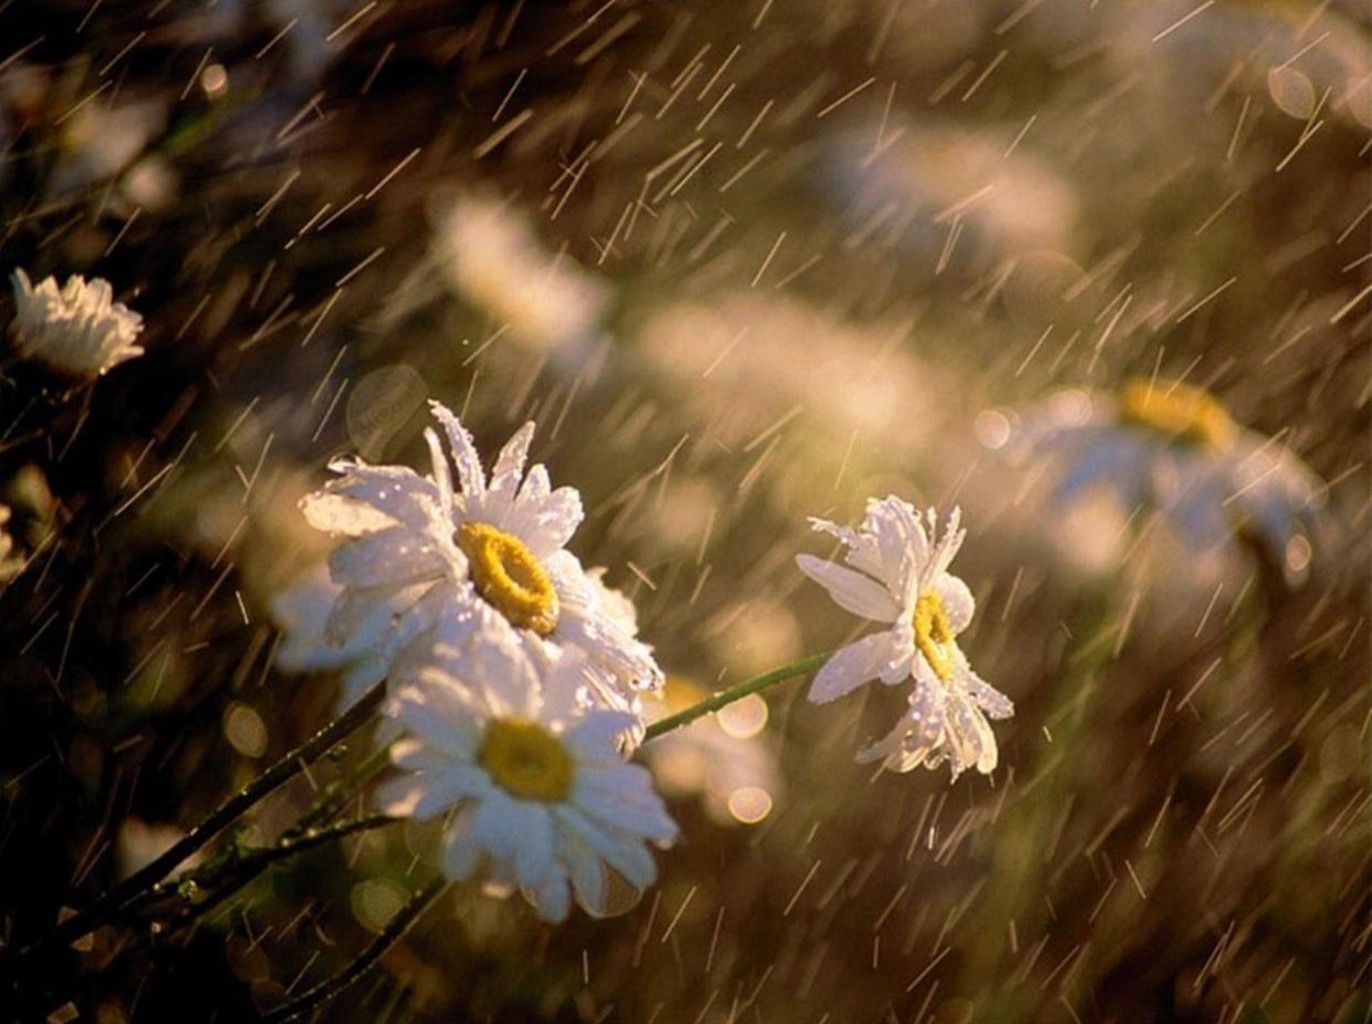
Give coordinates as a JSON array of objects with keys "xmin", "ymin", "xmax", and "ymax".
[{"xmin": 1, "ymin": 1, "xmax": 1369, "ymax": 1021}]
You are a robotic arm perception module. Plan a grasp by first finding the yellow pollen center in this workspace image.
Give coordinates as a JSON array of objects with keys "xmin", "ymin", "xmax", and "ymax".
[
  {"xmin": 913, "ymin": 591, "xmax": 956, "ymax": 684},
  {"xmin": 457, "ymin": 522, "xmax": 559, "ymax": 636},
  {"xmin": 1117, "ymin": 378, "xmax": 1235, "ymax": 450},
  {"xmin": 478, "ymin": 718, "xmax": 575, "ymax": 802}
]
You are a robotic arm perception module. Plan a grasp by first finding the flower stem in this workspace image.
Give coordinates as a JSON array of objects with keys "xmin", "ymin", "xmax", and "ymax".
[
  {"xmin": 124, "ymin": 814, "xmax": 403, "ymax": 922},
  {"xmin": 643, "ymin": 651, "xmax": 832, "ymax": 742},
  {"xmin": 261, "ymin": 877, "xmax": 450, "ymax": 1024},
  {"xmin": 19, "ymin": 681, "xmax": 387, "ymax": 959},
  {"xmin": 283, "ymin": 745, "xmax": 394, "ymax": 842}
]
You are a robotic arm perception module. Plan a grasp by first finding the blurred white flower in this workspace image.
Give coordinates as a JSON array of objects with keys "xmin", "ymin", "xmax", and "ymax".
[
  {"xmin": 1004, "ymin": 380, "xmax": 1326, "ymax": 581},
  {"xmin": 640, "ymin": 292, "xmax": 943, "ymax": 459},
  {"xmin": 0, "ymin": 505, "xmax": 22, "ymax": 582},
  {"xmin": 820, "ymin": 122, "xmax": 1079, "ymax": 272},
  {"xmin": 50, "ymin": 97, "xmax": 167, "ymax": 198},
  {"xmin": 9, "ymin": 270, "xmax": 145, "ymax": 376},
  {"xmin": 797, "ymin": 497, "xmax": 1013, "ymax": 779},
  {"xmin": 269, "ymin": 564, "xmax": 397, "ymax": 709},
  {"xmin": 300, "ymin": 401, "xmax": 663, "ymax": 704},
  {"xmin": 431, "ymin": 195, "xmax": 608, "ymax": 363},
  {"xmin": 376, "ymin": 643, "xmax": 677, "ymax": 923},
  {"xmin": 643, "ymin": 678, "xmax": 781, "ymax": 826}
]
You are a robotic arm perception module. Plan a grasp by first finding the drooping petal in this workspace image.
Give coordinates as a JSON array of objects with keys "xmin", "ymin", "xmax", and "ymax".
[
  {"xmin": 795, "ymin": 554, "xmax": 901, "ymax": 621},
  {"xmin": 328, "ymin": 528, "xmax": 448, "ymax": 589},
  {"xmin": 808, "ymin": 632, "xmax": 897, "ymax": 704}
]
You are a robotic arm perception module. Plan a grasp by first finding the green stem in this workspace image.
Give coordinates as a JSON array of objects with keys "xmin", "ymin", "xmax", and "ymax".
[
  {"xmin": 643, "ymin": 651, "xmax": 832, "ymax": 742},
  {"xmin": 127, "ymin": 815, "xmax": 403, "ymax": 921},
  {"xmin": 18, "ymin": 681, "xmax": 387, "ymax": 960},
  {"xmin": 283, "ymin": 746, "xmax": 393, "ymax": 842},
  {"xmin": 261, "ymin": 877, "xmax": 450, "ymax": 1024}
]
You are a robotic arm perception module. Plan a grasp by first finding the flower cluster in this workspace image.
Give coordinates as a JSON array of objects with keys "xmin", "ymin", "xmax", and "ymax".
[
  {"xmin": 299, "ymin": 401, "xmax": 672, "ymax": 920},
  {"xmin": 287, "ymin": 399, "xmax": 1025, "ymax": 923}
]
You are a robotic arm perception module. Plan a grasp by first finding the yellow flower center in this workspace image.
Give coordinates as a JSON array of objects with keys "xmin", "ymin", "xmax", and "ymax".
[
  {"xmin": 912, "ymin": 591, "xmax": 956, "ymax": 683},
  {"xmin": 478, "ymin": 718, "xmax": 576, "ymax": 802},
  {"xmin": 1116, "ymin": 378, "xmax": 1235, "ymax": 450},
  {"xmin": 457, "ymin": 522, "xmax": 559, "ymax": 636}
]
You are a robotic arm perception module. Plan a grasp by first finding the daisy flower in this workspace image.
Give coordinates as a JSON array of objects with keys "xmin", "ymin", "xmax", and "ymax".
[
  {"xmin": 8, "ymin": 269, "xmax": 144, "ymax": 376},
  {"xmin": 300, "ymin": 401, "xmax": 663, "ymax": 704},
  {"xmin": 0, "ymin": 505, "xmax": 22, "ymax": 582},
  {"xmin": 796, "ymin": 497, "xmax": 1013, "ymax": 778},
  {"xmin": 431, "ymin": 195, "xmax": 608, "ymax": 363},
  {"xmin": 376, "ymin": 642, "xmax": 677, "ymax": 923},
  {"xmin": 1001, "ymin": 379, "xmax": 1326, "ymax": 580}
]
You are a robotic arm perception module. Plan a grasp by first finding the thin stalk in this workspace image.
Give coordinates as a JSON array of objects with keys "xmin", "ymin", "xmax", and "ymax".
[
  {"xmin": 261, "ymin": 877, "xmax": 450, "ymax": 1024},
  {"xmin": 283, "ymin": 746, "xmax": 393, "ymax": 842},
  {"xmin": 124, "ymin": 815, "xmax": 403, "ymax": 921},
  {"xmin": 643, "ymin": 651, "xmax": 832, "ymax": 742},
  {"xmin": 20, "ymin": 681, "xmax": 387, "ymax": 958}
]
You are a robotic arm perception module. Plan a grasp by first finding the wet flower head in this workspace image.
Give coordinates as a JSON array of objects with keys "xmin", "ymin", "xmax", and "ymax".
[
  {"xmin": 1002, "ymin": 383, "xmax": 1327, "ymax": 580},
  {"xmin": 9, "ymin": 269, "xmax": 144, "ymax": 376},
  {"xmin": 1116, "ymin": 378, "xmax": 1235, "ymax": 451},
  {"xmin": 300, "ymin": 401, "xmax": 663, "ymax": 707},
  {"xmin": 378, "ymin": 643, "xmax": 677, "ymax": 922},
  {"xmin": 796, "ymin": 497, "xmax": 1013, "ymax": 779}
]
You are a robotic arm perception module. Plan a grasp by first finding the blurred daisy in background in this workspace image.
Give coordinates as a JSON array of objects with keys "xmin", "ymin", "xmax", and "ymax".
[
  {"xmin": 377, "ymin": 642, "xmax": 677, "ymax": 923},
  {"xmin": 269, "ymin": 563, "xmax": 399, "ymax": 709},
  {"xmin": 818, "ymin": 122, "xmax": 1080, "ymax": 276},
  {"xmin": 8, "ymin": 270, "xmax": 145, "ymax": 376},
  {"xmin": 642, "ymin": 678, "xmax": 781, "ymax": 827},
  {"xmin": 995, "ymin": 379, "xmax": 1327, "ymax": 583},
  {"xmin": 430, "ymin": 194, "xmax": 609, "ymax": 371},
  {"xmin": 797, "ymin": 497, "xmax": 1013, "ymax": 779},
  {"xmin": 0, "ymin": 505, "xmax": 23, "ymax": 582},
  {"xmin": 300, "ymin": 401, "xmax": 663, "ymax": 706}
]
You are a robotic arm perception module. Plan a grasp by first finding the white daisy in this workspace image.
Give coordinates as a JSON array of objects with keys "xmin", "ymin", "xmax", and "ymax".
[
  {"xmin": 300, "ymin": 401, "xmax": 663, "ymax": 703},
  {"xmin": 796, "ymin": 497, "xmax": 1013, "ymax": 778},
  {"xmin": 8, "ymin": 269, "xmax": 144, "ymax": 376},
  {"xmin": 431, "ymin": 195, "xmax": 608, "ymax": 363},
  {"xmin": 1003, "ymin": 379, "xmax": 1326, "ymax": 581},
  {"xmin": 376, "ymin": 643, "xmax": 677, "ymax": 923},
  {"xmin": 0, "ymin": 504, "xmax": 22, "ymax": 582}
]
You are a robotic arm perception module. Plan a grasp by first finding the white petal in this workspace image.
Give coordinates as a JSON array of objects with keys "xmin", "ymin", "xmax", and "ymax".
[
  {"xmin": 556, "ymin": 804, "xmax": 658, "ymax": 890},
  {"xmin": 412, "ymin": 765, "xmax": 489, "ymax": 819},
  {"xmin": 319, "ymin": 463, "xmax": 441, "ymax": 531},
  {"xmin": 487, "ymin": 422, "xmax": 535, "ymax": 505},
  {"xmin": 442, "ymin": 808, "xmax": 482, "ymax": 880},
  {"xmin": 300, "ymin": 492, "xmax": 398, "ymax": 537},
  {"xmin": 530, "ymin": 870, "xmax": 571, "ymax": 923},
  {"xmin": 960, "ymin": 667, "xmax": 1013, "ymax": 720},
  {"xmin": 328, "ymin": 529, "xmax": 449, "ymax": 589},
  {"xmin": 429, "ymin": 402, "xmax": 487, "ymax": 496},
  {"xmin": 390, "ymin": 682, "xmax": 481, "ymax": 757},
  {"xmin": 560, "ymin": 822, "xmax": 607, "ymax": 914},
  {"xmin": 808, "ymin": 632, "xmax": 896, "ymax": 704},
  {"xmin": 374, "ymin": 775, "xmax": 427, "ymax": 817},
  {"xmin": 934, "ymin": 573, "xmax": 976, "ymax": 635},
  {"xmin": 795, "ymin": 554, "xmax": 900, "ymax": 621},
  {"xmin": 512, "ymin": 804, "xmax": 557, "ymax": 892}
]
